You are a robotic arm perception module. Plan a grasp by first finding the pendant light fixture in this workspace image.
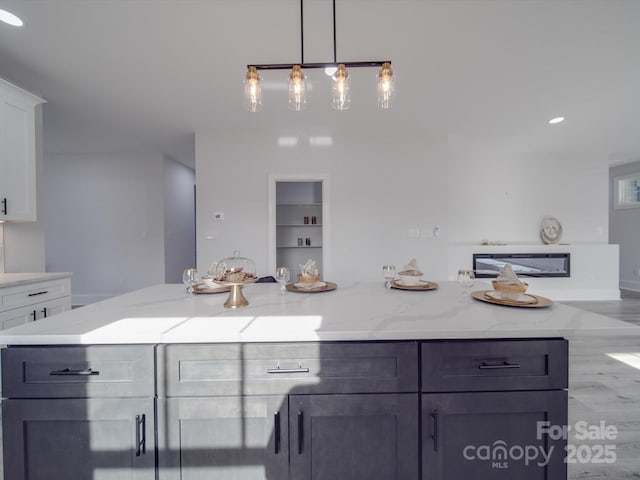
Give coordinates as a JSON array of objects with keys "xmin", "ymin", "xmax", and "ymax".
[
  {"xmin": 332, "ymin": 63, "xmax": 350, "ymax": 110},
  {"xmin": 288, "ymin": 65, "xmax": 306, "ymax": 111},
  {"xmin": 244, "ymin": 0, "xmax": 393, "ymax": 111},
  {"xmin": 244, "ymin": 66, "xmax": 262, "ymax": 112},
  {"xmin": 377, "ymin": 62, "xmax": 395, "ymax": 109}
]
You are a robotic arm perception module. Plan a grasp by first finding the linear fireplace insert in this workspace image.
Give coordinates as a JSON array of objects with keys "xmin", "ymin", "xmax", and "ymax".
[{"xmin": 473, "ymin": 253, "xmax": 571, "ymax": 278}]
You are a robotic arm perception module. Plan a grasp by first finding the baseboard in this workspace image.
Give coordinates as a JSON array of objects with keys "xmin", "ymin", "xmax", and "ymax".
[{"xmin": 620, "ymin": 279, "xmax": 640, "ymax": 293}]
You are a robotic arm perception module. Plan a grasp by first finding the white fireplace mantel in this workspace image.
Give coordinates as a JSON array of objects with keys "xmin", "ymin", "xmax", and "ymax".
[{"xmin": 447, "ymin": 243, "xmax": 620, "ymax": 301}]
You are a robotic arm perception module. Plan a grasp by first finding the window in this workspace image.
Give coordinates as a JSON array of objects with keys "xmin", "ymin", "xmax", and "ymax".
[{"xmin": 615, "ymin": 174, "xmax": 640, "ymax": 209}]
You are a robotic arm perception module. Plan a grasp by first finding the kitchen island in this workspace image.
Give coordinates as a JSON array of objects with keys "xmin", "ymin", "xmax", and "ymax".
[{"xmin": 1, "ymin": 282, "xmax": 638, "ymax": 480}]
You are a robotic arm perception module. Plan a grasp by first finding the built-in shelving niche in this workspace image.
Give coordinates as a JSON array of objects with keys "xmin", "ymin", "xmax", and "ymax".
[{"xmin": 268, "ymin": 175, "xmax": 329, "ymax": 279}]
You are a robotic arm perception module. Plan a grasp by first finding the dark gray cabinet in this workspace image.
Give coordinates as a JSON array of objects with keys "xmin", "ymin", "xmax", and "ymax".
[
  {"xmin": 157, "ymin": 342, "xmax": 419, "ymax": 480},
  {"xmin": 2, "ymin": 398, "xmax": 155, "ymax": 480},
  {"xmin": 289, "ymin": 393, "xmax": 419, "ymax": 480},
  {"xmin": 2, "ymin": 339, "xmax": 569, "ymax": 480},
  {"xmin": 1, "ymin": 345, "xmax": 156, "ymax": 480},
  {"xmin": 422, "ymin": 391, "xmax": 567, "ymax": 479},
  {"xmin": 157, "ymin": 395, "xmax": 289, "ymax": 480},
  {"xmin": 420, "ymin": 339, "xmax": 568, "ymax": 480}
]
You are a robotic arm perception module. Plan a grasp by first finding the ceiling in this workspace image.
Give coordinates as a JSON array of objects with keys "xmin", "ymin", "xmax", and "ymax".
[{"xmin": 1, "ymin": 0, "xmax": 639, "ymax": 169}]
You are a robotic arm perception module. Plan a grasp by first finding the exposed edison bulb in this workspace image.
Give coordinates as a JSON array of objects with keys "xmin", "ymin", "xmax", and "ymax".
[
  {"xmin": 377, "ymin": 62, "xmax": 395, "ymax": 109},
  {"xmin": 332, "ymin": 64, "xmax": 350, "ymax": 110},
  {"xmin": 244, "ymin": 66, "xmax": 262, "ymax": 113},
  {"xmin": 288, "ymin": 65, "xmax": 306, "ymax": 111}
]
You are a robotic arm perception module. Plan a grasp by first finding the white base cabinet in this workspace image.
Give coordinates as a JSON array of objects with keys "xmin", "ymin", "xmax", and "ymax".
[{"xmin": 0, "ymin": 275, "xmax": 72, "ymax": 330}]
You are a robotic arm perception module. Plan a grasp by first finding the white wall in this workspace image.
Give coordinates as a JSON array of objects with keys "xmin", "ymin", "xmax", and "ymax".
[
  {"xmin": 610, "ymin": 160, "xmax": 640, "ymax": 292},
  {"xmin": 196, "ymin": 130, "xmax": 449, "ymax": 282},
  {"xmin": 44, "ymin": 152, "xmax": 195, "ymax": 305},
  {"xmin": 196, "ymin": 129, "xmax": 612, "ymax": 296},
  {"xmin": 2, "ymin": 105, "xmax": 46, "ymax": 273},
  {"xmin": 448, "ymin": 150, "xmax": 609, "ymax": 244}
]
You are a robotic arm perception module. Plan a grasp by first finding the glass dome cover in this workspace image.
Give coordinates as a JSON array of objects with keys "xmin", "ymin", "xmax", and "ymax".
[{"xmin": 213, "ymin": 250, "xmax": 257, "ymax": 284}]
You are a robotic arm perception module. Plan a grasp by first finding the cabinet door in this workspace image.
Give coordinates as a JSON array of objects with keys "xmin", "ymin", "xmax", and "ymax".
[
  {"xmin": 422, "ymin": 391, "xmax": 567, "ymax": 480},
  {"xmin": 289, "ymin": 393, "xmax": 419, "ymax": 480},
  {"xmin": 0, "ymin": 85, "xmax": 38, "ymax": 221},
  {"xmin": 2, "ymin": 398, "xmax": 155, "ymax": 480},
  {"xmin": 0, "ymin": 296, "xmax": 71, "ymax": 330},
  {"xmin": 158, "ymin": 395, "xmax": 289, "ymax": 480}
]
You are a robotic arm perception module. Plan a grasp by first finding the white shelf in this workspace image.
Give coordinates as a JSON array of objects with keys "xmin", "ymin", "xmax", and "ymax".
[
  {"xmin": 276, "ymin": 224, "xmax": 322, "ymax": 227},
  {"xmin": 276, "ymin": 203, "xmax": 323, "ymax": 207}
]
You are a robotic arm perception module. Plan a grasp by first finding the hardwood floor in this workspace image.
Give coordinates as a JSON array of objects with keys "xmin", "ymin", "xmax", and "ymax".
[{"xmin": 562, "ymin": 290, "xmax": 640, "ymax": 478}]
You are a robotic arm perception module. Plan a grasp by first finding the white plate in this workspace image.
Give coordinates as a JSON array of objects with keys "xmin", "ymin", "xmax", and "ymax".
[
  {"xmin": 485, "ymin": 290, "xmax": 538, "ymax": 304},
  {"xmin": 293, "ymin": 281, "xmax": 327, "ymax": 289}
]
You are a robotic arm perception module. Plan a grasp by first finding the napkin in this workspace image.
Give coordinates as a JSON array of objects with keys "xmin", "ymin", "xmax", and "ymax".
[
  {"xmin": 495, "ymin": 264, "xmax": 524, "ymax": 285},
  {"xmin": 399, "ymin": 258, "xmax": 422, "ymax": 275},
  {"xmin": 299, "ymin": 259, "xmax": 319, "ymax": 280}
]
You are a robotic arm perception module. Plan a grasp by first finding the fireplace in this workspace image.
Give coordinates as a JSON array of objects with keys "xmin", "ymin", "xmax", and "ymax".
[{"xmin": 473, "ymin": 253, "xmax": 571, "ymax": 278}]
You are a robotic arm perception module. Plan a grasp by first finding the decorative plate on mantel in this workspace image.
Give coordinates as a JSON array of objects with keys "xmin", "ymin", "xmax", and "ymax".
[{"xmin": 540, "ymin": 216, "xmax": 563, "ymax": 244}]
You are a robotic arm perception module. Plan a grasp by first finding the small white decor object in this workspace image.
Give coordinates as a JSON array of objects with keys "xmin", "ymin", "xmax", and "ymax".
[
  {"xmin": 397, "ymin": 258, "xmax": 423, "ymax": 286},
  {"xmin": 492, "ymin": 264, "xmax": 528, "ymax": 300},
  {"xmin": 540, "ymin": 216, "xmax": 562, "ymax": 244},
  {"xmin": 297, "ymin": 259, "xmax": 321, "ymax": 286}
]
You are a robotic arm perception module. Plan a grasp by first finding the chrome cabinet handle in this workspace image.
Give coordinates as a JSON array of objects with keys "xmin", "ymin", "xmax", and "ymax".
[
  {"xmin": 478, "ymin": 361, "xmax": 521, "ymax": 370},
  {"xmin": 267, "ymin": 362, "xmax": 309, "ymax": 374},
  {"xmin": 136, "ymin": 414, "xmax": 146, "ymax": 456},
  {"xmin": 1, "ymin": 198, "xmax": 7, "ymax": 215},
  {"xmin": 41, "ymin": 307, "xmax": 47, "ymax": 318},
  {"xmin": 49, "ymin": 368, "xmax": 100, "ymax": 376}
]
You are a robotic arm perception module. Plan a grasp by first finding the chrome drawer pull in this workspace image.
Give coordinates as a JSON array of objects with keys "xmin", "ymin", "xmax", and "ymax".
[
  {"xmin": 478, "ymin": 361, "xmax": 521, "ymax": 370},
  {"xmin": 267, "ymin": 362, "xmax": 309, "ymax": 374},
  {"xmin": 27, "ymin": 290, "xmax": 49, "ymax": 297},
  {"xmin": 49, "ymin": 368, "xmax": 100, "ymax": 376}
]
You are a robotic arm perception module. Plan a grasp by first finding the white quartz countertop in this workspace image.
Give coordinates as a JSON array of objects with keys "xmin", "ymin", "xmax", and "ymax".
[
  {"xmin": 0, "ymin": 272, "xmax": 72, "ymax": 288},
  {"xmin": 0, "ymin": 281, "xmax": 638, "ymax": 345}
]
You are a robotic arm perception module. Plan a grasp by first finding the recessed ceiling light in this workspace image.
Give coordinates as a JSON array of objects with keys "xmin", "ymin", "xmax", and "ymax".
[
  {"xmin": 324, "ymin": 66, "xmax": 337, "ymax": 76},
  {"xmin": 0, "ymin": 9, "xmax": 23, "ymax": 27},
  {"xmin": 548, "ymin": 116, "xmax": 565, "ymax": 124}
]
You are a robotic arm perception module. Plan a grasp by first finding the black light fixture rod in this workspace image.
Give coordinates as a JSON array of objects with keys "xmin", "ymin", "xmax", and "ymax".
[
  {"xmin": 249, "ymin": 61, "xmax": 390, "ymax": 71},
  {"xmin": 300, "ymin": 0, "xmax": 304, "ymax": 65},
  {"xmin": 332, "ymin": 0, "xmax": 337, "ymax": 64}
]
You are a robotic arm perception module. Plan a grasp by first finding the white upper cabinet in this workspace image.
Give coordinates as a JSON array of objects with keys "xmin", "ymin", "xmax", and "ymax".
[{"xmin": 0, "ymin": 78, "xmax": 44, "ymax": 222}]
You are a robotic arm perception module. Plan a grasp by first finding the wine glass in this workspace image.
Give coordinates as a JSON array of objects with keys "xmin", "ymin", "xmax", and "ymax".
[
  {"xmin": 182, "ymin": 268, "xmax": 197, "ymax": 297},
  {"xmin": 382, "ymin": 265, "xmax": 396, "ymax": 290},
  {"xmin": 457, "ymin": 269, "xmax": 475, "ymax": 301},
  {"xmin": 275, "ymin": 266, "xmax": 290, "ymax": 295}
]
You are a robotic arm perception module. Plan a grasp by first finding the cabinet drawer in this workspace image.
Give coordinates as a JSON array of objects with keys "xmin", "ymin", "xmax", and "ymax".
[
  {"xmin": 0, "ymin": 278, "xmax": 71, "ymax": 312},
  {"xmin": 2, "ymin": 345, "xmax": 155, "ymax": 398},
  {"xmin": 421, "ymin": 339, "xmax": 568, "ymax": 392},
  {"xmin": 159, "ymin": 341, "xmax": 418, "ymax": 397}
]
